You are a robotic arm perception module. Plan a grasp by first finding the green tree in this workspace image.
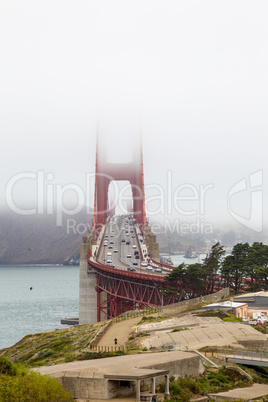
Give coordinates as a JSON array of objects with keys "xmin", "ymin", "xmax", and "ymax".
[
  {"xmin": 163, "ymin": 263, "xmax": 205, "ymax": 301},
  {"xmin": 221, "ymin": 243, "xmax": 249, "ymax": 292},
  {"xmin": 202, "ymin": 242, "xmax": 225, "ymax": 294},
  {"xmin": 163, "ymin": 263, "xmax": 186, "ymax": 302},
  {"xmin": 184, "ymin": 263, "xmax": 205, "ymax": 298},
  {"xmin": 246, "ymin": 242, "xmax": 268, "ymax": 290}
]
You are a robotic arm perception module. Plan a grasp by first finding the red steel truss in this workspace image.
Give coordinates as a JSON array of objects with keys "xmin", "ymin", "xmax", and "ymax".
[
  {"xmin": 89, "ymin": 136, "xmax": 173, "ymax": 320},
  {"xmin": 88, "ymin": 258, "xmax": 173, "ymax": 320}
]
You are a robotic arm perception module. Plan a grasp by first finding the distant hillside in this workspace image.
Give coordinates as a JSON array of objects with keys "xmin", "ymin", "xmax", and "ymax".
[
  {"xmin": 1, "ymin": 208, "xmax": 267, "ymax": 265},
  {"xmin": 0, "ymin": 208, "xmax": 92, "ymax": 264}
]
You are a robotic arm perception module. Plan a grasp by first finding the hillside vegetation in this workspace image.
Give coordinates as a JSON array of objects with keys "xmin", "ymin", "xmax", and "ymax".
[
  {"xmin": 0, "ymin": 356, "xmax": 72, "ymax": 401},
  {"xmin": 0, "ymin": 322, "xmax": 109, "ymax": 367}
]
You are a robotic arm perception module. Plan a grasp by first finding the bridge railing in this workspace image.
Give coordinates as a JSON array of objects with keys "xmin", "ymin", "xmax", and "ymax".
[
  {"xmin": 158, "ymin": 287, "xmax": 230, "ymax": 317},
  {"xmin": 217, "ymin": 348, "xmax": 268, "ymax": 362},
  {"xmin": 88, "ymin": 256, "xmax": 165, "ymax": 282},
  {"xmin": 90, "ymin": 345, "xmax": 125, "ymax": 352}
]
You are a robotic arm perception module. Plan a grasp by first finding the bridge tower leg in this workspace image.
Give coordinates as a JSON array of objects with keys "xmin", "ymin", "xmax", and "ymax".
[{"xmin": 79, "ymin": 236, "xmax": 97, "ymax": 324}]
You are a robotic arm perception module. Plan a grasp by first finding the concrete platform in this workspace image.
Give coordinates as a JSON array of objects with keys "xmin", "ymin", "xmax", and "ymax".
[
  {"xmin": 209, "ymin": 383, "xmax": 268, "ymax": 401},
  {"xmin": 139, "ymin": 317, "xmax": 268, "ymax": 351},
  {"xmin": 35, "ymin": 351, "xmax": 204, "ymax": 400}
]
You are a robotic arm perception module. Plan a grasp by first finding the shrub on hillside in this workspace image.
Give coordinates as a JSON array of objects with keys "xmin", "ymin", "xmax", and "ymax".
[
  {"xmin": 157, "ymin": 367, "xmax": 251, "ymax": 401},
  {"xmin": 0, "ymin": 357, "xmax": 72, "ymax": 401},
  {"xmin": 0, "ymin": 357, "xmax": 17, "ymax": 376}
]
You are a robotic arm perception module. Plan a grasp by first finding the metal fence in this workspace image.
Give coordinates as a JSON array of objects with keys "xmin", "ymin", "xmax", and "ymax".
[
  {"xmin": 217, "ymin": 348, "xmax": 268, "ymax": 362},
  {"xmin": 158, "ymin": 287, "xmax": 230, "ymax": 317},
  {"xmin": 90, "ymin": 344, "xmax": 125, "ymax": 352}
]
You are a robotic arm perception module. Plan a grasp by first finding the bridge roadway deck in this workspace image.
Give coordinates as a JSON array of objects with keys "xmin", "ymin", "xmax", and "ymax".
[
  {"xmin": 88, "ymin": 257, "xmax": 165, "ymax": 283},
  {"xmin": 90, "ymin": 214, "xmax": 168, "ymax": 282}
]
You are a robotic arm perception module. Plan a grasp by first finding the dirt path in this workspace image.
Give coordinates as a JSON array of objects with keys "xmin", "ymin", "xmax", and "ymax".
[{"xmin": 97, "ymin": 316, "xmax": 143, "ymax": 349}]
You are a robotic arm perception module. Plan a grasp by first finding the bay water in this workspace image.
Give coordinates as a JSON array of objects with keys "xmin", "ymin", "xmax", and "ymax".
[
  {"xmin": 0, "ymin": 265, "xmax": 79, "ymax": 350},
  {"xmin": 0, "ymin": 255, "xmax": 205, "ymax": 350}
]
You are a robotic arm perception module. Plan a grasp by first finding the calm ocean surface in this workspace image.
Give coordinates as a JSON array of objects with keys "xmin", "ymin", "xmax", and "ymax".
[
  {"xmin": 0, "ymin": 265, "xmax": 79, "ymax": 350},
  {"xmin": 0, "ymin": 255, "xmax": 205, "ymax": 350}
]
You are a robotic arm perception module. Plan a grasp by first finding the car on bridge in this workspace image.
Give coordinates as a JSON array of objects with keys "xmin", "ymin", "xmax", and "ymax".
[
  {"xmin": 146, "ymin": 266, "xmax": 153, "ymax": 271},
  {"xmin": 121, "ymin": 239, "xmax": 126, "ymax": 242},
  {"xmin": 113, "ymin": 249, "xmax": 118, "ymax": 253},
  {"xmin": 133, "ymin": 245, "xmax": 137, "ymax": 248},
  {"xmin": 154, "ymin": 268, "xmax": 162, "ymax": 273},
  {"xmin": 127, "ymin": 266, "xmax": 136, "ymax": 272},
  {"xmin": 127, "ymin": 253, "xmax": 131, "ymax": 258},
  {"xmin": 141, "ymin": 261, "xmax": 148, "ymax": 267}
]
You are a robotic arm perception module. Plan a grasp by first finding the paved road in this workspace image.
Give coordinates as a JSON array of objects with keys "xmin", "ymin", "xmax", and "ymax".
[
  {"xmin": 97, "ymin": 214, "xmax": 165, "ymax": 276},
  {"xmin": 98, "ymin": 215, "xmax": 143, "ymax": 268}
]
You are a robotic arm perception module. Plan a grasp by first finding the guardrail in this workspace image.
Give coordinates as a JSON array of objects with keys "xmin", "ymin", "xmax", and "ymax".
[
  {"xmin": 217, "ymin": 348, "xmax": 268, "ymax": 367},
  {"xmin": 88, "ymin": 257, "xmax": 165, "ymax": 282},
  {"xmin": 90, "ymin": 320, "xmax": 113, "ymax": 349},
  {"xmin": 217, "ymin": 348, "xmax": 268, "ymax": 362},
  {"xmin": 90, "ymin": 345, "xmax": 125, "ymax": 352}
]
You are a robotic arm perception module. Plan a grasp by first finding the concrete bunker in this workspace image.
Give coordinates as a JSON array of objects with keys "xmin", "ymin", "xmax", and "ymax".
[{"xmin": 35, "ymin": 351, "xmax": 204, "ymax": 400}]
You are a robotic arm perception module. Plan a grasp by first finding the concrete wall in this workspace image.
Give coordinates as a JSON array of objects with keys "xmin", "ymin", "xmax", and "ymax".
[
  {"xmin": 41, "ymin": 352, "xmax": 205, "ymax": 400},
  {"xmin": 61, "ymin": 376, "xmax": 137, "ymax": 399},
  {"xmin": 143, "ymin": 353, "xmax": 205, "ymax": 383},
  {"xmin": 62, "ymin": 376, "xmax": 110, "ymax": 399},
  {"xmin": 60, "ymin": 353, "xmax": 204, "ymax": 400},
  {"xmin": 159, "ymin": 288, "xmax": 230, "ymax": 317},
  {"xmin": 79, "ymin": 237, "xmax": 97, "ymax": 324}
]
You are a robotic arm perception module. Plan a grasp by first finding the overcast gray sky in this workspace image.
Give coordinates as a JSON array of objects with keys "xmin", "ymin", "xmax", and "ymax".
[{"xmin": 1, "ymin": 1, "xmax": 268, "ymax": 235}]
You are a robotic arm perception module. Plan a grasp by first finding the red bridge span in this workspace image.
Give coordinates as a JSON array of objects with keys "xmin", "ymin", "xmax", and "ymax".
[{"xmin": 79, "ymin": 140, "xmax": 174, "ymax": 324}]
